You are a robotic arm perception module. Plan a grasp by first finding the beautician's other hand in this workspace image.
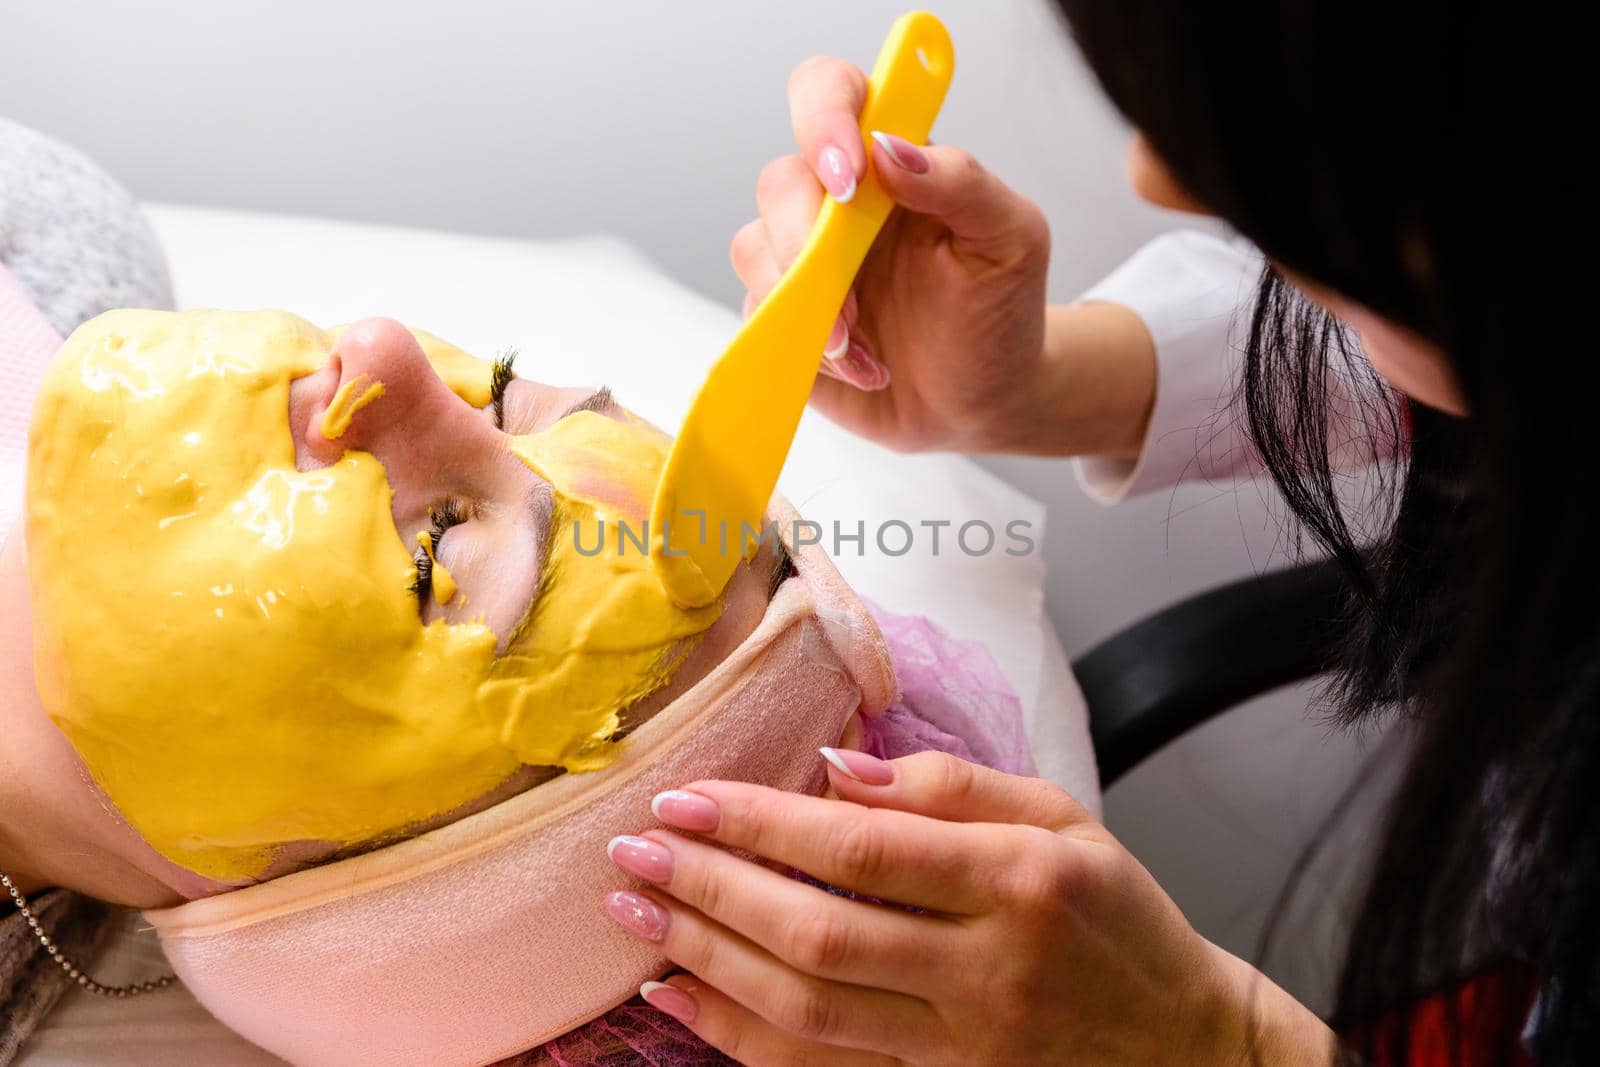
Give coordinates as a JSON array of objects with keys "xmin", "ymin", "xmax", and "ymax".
[
  {"xmin": 734, "ymin": 57, "xmax": 1157, "ymax": 458},
  {"xmin": 732, "ymin": 56, "xmax": 1053, "ymax": 453},
  {"xmin": 606, "ymin": 750, "xmax": 1337, "ymax": 1066}
]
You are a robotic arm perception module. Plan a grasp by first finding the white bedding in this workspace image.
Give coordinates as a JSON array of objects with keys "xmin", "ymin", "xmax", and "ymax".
[{"xmin": 18, "ymin": 204, "xmax": 1097, "ymax": 1067}]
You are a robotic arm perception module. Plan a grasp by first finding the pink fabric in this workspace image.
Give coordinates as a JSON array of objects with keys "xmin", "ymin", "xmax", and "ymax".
[
  {"xmin": 0, "ymin": 262, "xmax": 61, "ymax": 539},
  {"xmin": 857, "ymin": 602, "xmax": 1037, "ymax": 777},
  {"xmin": 508, "ymin": 604, "xmax": 1034, "ymax": 1067},
  {"xmin": 144, "ymin": 508, "xmax": 898, "ymax": 1067}
]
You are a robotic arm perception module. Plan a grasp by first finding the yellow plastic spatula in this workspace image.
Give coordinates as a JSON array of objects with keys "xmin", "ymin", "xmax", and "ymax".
[{"xmin": 650, "ymin": 10, "xmax": 954, "ymax": 607}]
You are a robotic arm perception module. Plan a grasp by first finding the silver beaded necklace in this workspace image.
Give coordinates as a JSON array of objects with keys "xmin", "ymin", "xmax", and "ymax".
[{"xmin": 1, "ymin": 869, "xmax": 176, "ymax": 998}]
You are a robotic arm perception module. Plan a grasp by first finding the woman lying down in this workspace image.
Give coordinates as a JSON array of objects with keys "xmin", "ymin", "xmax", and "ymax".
[{"xmin": 0, "ymin": 301, "xmax": 1036, "ymax": 1065}]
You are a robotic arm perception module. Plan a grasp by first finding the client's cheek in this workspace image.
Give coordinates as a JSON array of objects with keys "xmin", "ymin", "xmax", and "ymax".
[
  {"xmin": 475, "ymin": 411, "xmax": 725, "ymax": 770},
  {"xmin": 426, "ymin": 531, "xmax": 541, "ymax": 645}
]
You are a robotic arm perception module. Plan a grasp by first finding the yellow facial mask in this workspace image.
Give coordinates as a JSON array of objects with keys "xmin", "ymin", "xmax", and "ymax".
[
  {"xmin": 484, "ymin": 411, "xmax": 723, "ymax": 770},
  {"xmin": 26, "ymin": 309, "xmax": 722, "ymax": 882}
]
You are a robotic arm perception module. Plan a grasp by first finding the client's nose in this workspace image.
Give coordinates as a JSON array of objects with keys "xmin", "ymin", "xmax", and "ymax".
[{"xmin": 302, "ymin": 318, "xmax": 487, "ymax": 497}]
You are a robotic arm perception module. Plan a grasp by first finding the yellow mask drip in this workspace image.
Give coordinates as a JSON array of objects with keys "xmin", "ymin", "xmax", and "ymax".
[
  {"xmin": 321, "ymin": 373, "xmax": 386, "ymax": 439},
  {"xmin": 26, "ymin": 309, "xmax": 723, "ymax": 881}
]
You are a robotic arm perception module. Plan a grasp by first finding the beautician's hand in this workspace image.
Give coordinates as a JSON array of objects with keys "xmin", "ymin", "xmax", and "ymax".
[
  {"xmin": 606, "ymin": 749, "xmax": 1337, "ymax": 1065},
  {"xmin": 733, "ymin": 57, "xmax": 1155, "ymax": 457}
]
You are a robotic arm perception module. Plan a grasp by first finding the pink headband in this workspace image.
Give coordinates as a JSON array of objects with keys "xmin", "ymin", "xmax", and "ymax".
[
  {"xmin": 144, "ymin": 512, "xmax": 895, "ymax": 1066},
  {"xmin": 0, "ymin": 262, "xmax": 61, "ymax": 538}
]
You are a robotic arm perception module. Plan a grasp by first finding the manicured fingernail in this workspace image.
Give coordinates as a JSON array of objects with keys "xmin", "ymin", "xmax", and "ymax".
[
  {"xmin": 608, "ymin": 834, "xmax": 674, "ymax": 885},
  {"xmin": 817, "ymin": 145, "xmax": 857, "ymax": 203},
  {"xmin": 652, "ymin": 789, "xmax": 720, "ymax": 832},
  {"xmin": 817, "ymin": 358, "xmax": 851, "ymax": 385},
  {"xmin": 640, "ymin": 980, "xmax": 698, "ymax": 1023},
  {"xmin": 819, "ymin": 746, "xmax": 895, "ymax": 785},
  {"xmin": 840, "ymin": 341, "xmax": 891, "ymax": 391},
  {"xmin": 870, "ymin": 131, "xmax": 930, "ymax": 174},
  {"xmin": 604, "ymin": 890, "xmax": 669, "ymax": 942},
  {"xmin": 824, "ymin": 316, "xmax": 850, "ymax": 360}
]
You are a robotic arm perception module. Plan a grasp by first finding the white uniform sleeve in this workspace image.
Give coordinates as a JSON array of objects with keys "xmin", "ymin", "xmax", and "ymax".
[{"xmin": 1072, "ymin": 230, "xmax": 1266, "ymax": 503}]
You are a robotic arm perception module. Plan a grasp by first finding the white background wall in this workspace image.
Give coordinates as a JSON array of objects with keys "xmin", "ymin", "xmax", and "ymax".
[{"xmin": 3, "ymin": 0, "xmax": 1391, "ymax": 1012}]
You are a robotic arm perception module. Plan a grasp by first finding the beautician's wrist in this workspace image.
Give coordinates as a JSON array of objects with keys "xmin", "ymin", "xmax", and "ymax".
[
  {"xmin": 983, "ymin": 301, "xmax": 1156, "ymax": 459},
  {"xmin": 1193, "ymin": 940, "xmax": 1341, "ymax": 1067}
]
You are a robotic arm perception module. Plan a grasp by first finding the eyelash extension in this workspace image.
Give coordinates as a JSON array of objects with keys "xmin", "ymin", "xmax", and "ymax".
[
  {"xmin": 490, "ymin": 348, "xmax": 517, "ymax": 429},
  {"xmin": 409, "ymin": 499, "xmax": 467, "ymax": 604}
]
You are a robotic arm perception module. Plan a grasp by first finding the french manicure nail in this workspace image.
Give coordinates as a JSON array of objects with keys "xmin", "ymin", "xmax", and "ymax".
[
  {"xmin": 819, "ymin": 746, "xmax": 895, "ymax": 785},
  {"xmin": 817, "ymin": 357, "xmax": 851, "ymax": 385},
  {"xmin": 824, "ymin": 316, "xmax": 850, "ymax": 360},
  {"xmin": 608, "ymin": 834, "xmax": 674, "ymax": 884},
  {"xmin": 603, "ymin": 890, "xmax": 669, "ymax": 942},
  {"xmin": 870, "ymin": 131, "xmax": 930, "ymax": 174},
  {"xmin": 640, "ymin": 980, "xmax": 699, "ymax": 1023},
  {"xmin": 817, "ymin": 145, "xmax": 857, "ymax": 203},
  {"xmin": 651, "ymin": 789, "xmax": 721, "ymax": 832},
  {"xmin": 841, "ymin": 341, "xmax": 891, "ymax": 391}
]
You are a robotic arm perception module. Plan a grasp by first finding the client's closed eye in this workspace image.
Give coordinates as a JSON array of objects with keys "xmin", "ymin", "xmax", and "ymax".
[
  {"xmin": 486, "ymin": 355, "xmax": 617, "ymax": 436},
  {"xmin": 410, "ymin": 500, "xmax": 467, "ymax": 607},
  {"xmin": 413, "ymin": 354, "xmax": 621, "ymax": 638},
  {"xmin": 489, "ymin": 350, "xmax": 516, "ymax": 430}
]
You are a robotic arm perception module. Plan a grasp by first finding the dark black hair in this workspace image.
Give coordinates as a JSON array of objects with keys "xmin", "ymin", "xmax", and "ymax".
[{"xmin": 1055, "ymin": 2, "xmax": 1594, "ymax": 1063}]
